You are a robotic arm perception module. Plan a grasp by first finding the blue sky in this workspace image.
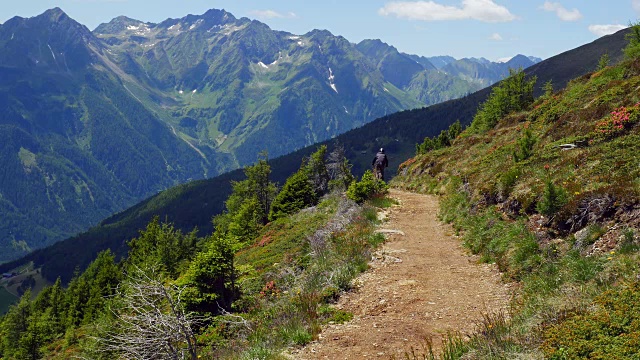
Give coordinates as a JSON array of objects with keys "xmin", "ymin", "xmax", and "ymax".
[{"xmin": 1, "ymin": 1, "xmax": 638, "ymax": 61}]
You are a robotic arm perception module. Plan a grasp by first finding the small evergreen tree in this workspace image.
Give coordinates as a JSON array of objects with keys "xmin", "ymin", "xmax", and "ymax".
[
  {"xmin": 624, "ymin": 22, "xmax": 640, "ymax": 59},
  {"xmin": 178, "ymin": 235, "xmax": 236, "ymax": 313},
  {"xmin": 448, "ymin": 120, "xmax": 462, "ymax": 141},
  {"xmin": 543, "ymin": 80, "xmax": 554, "ymax": 98},
  {"xmin": 597, "ymin": 53, "xmax": 610, "ymax": 70},
  {"xmin": 214, "ymin": 153, "xmax": 278, "ymax": 247},
  {"xmin": 126, "ymin": 218, "xmax": 198, "ymax": 278},
  {"xmin": 513, "ymin": 128, "xmax": 537, "ymax": 162},
  {"xmin": 470, "ymin": 68, "xmax": 537, "ymax": 132},
  {"xmin": 1, "ymin": 290, "xmax": 43, "ymax": 360},
  {"xmin": 304, "ymin": 145, "xmax": 330, "ymax": 196},
  {"xmin": 269, "ymin": 170, "xmax": 317, "ymax": 221},
  {"xmin": 537, "ymin": 179, "xmax": 567, "ymax": 216}
]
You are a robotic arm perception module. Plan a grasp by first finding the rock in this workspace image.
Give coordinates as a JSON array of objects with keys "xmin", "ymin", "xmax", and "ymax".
[
  {"xmin": 574, "ymin": 227, "xmax": 590, "ymax": 247},
  {"xmin": 375, "ymin": 229, "xmax": 405, "ymax": 236}
]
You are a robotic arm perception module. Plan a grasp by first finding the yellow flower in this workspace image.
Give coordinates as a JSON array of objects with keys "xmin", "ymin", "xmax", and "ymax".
[
  {"xmin": 574, "ymin": 192, "xmax": 580, "ymax": 195},
  {"xmin": 610, "ymin": 251, "xmax": 615, "ymax": 254},
  {"xmin": 607, "ymin": 257, "xmax": 613, "ymax": 260}
]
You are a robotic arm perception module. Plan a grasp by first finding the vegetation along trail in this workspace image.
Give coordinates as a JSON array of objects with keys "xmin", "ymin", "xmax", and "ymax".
[{"xmin": 291, "ymin": 189, "xmax": 511, "ymax": 359}]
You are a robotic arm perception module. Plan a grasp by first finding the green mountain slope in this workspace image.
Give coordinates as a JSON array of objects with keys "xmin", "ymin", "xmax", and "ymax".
[
  {"xmin": 1, "ymin": 26, "xmax": 629, "ymax": 283},
  {"xmin": 93, "ymin": 11, "xmax": 424, "ymax": 165},
  {"xmin": 0, "ymin": 9, "xmax": 215, "ymax": 262},
  {"xmin": 355, "ymin": 39, "xmax": 538, "ymax": 106}
]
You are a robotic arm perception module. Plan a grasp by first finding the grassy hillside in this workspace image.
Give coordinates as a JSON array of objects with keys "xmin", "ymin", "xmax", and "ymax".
[{"xmin": 393, "ymin": 42, "xmax": 640, "ymax": 358}]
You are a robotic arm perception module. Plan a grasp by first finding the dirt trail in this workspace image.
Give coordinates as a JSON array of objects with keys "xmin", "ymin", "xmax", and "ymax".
[{"xmin": 290, "ymin": 189, "xmax": 511, "ymax": 359}]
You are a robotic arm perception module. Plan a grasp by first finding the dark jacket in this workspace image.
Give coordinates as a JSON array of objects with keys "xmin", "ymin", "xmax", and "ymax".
[{"xmin": 372, "ymin": 151, "xmax": 388, "ymax": 168}]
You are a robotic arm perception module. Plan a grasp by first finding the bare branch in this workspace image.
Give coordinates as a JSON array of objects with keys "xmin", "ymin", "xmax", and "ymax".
[{"xmin": 93, "ymin": 266, "xmax": 201, "ymax": 360}]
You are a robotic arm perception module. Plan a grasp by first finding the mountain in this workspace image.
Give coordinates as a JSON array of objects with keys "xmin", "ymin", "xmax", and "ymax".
[
  {"xmin": 355, "ymin": 39, "xmax": 435, "ymax": 88},
  {"xmin": 423, "ymin": 55, "xmax": 456, "ymax": 69},
  {"xmin": 356, "ymin": 39, "xmax": 542, "ymax": 105},
  {"xmin": 0, "ymin": 7, "xmax": 546, "ymax": 264},
  {"xmin": 0, "ymin": 8, "xmax": 216, "ymax": 262},
  {"xmin": 92, "ymin": 11, "xmax": 424, "ymax": 165},
  {"xmin": 356, "ymin": 39, "xmax": 487, "ymax": 105},
  {"xmin": 1, "ymin": 26, "xmax": 629, "ymax": 284},
  {"xmin": 0, "ymin": 8, "xmax": 432, "ymax": 263},
  {"xmin": 441, "ymin": 54, "xmax": 541, "ymax": 87}
]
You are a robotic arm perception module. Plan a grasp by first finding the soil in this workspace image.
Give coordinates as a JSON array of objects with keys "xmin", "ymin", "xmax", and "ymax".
[{"xmin": 288, "ymin": 189, "xmax": 512, "ymax": 359}]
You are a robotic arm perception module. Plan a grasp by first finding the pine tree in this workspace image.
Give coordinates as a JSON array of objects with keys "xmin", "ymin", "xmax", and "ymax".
[
  {"xmin": 269, "ymin": 170, "xmax": 317, "ymax": 221},
  {"xmin": 178, "ymin": 235, "xmax": 236, "ymax": 313}
]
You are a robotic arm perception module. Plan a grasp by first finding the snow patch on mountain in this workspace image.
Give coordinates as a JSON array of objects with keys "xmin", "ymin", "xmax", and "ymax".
[
  {"xmin": 328, "ymin": 67, "xmax": 337, "ymax": 93},
  {"xmin": 189, "ymin": 19, "xmax": 203, "ymax": 30},
  {"xmin": 496, "ymin": 56, "xmax": 513, "ymax": 63}
]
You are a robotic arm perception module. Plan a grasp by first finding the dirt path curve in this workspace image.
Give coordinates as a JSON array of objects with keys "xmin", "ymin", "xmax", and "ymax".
[{"xmin": 290, "ymin": 189, "xmax": 512, "ymax": 359}]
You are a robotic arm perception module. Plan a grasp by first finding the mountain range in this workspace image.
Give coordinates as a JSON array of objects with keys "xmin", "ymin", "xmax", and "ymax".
[
  {"xmin": 0, "ymin": 24, "xmax": 628, "ymax": 284},
  {"xmin": 0, "ymin": 7, "xmax": 541, "ymax": 263}
]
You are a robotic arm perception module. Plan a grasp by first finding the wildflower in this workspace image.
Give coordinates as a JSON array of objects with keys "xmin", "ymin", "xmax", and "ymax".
[
  {"xmin": 544, "ymin": 164, "xmax": 550, "ymax": 171},
  {"xmin": 607, "ymin": 257, "xmax": 613, "ymax": 260},
  {"xmin": 610, "ymin": 251, "xmax": 615, "ymax": 254},
  {"xmin": 574, "ymin": 191, "xmax": 580, "ymax": 195}
]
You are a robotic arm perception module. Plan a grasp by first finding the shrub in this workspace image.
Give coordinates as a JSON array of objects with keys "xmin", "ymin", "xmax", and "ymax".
[
  {"xmin": 542, "ymin": 281, "xmax": 640, "ymax": 359},
  {"xmin": 416, "ymin": 121, "xmax": 463, "ymax": 155},
  {"xmin": 513, "ymin": 128, "xmax": 536, "ymax": 162},
  {"xmin": 346, "ymin": 170, "xmax": 388, "ymax": 203},
  {"xmin": 594, "ymin": 103, "xmax": 640, "ymax": 139},
  {"xmin": 597, "ymin": 53, "xmax": 610, "ymax": 71},
  {"xmin": 499, "ymin": 167, "xmax": 520, "ymax": 197},
  {"xmin": 537, "ymin": 179, "xmax": 568, "ymax": 217}
]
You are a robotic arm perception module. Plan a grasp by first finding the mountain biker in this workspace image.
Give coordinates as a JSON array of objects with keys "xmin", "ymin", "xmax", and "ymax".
[{"xmin": 372, "ymin": 148, "xmax": 388, "ymax": 181}]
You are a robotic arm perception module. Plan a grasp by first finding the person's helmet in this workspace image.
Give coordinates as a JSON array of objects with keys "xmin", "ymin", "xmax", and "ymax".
[{"xmin": 379, "ymin": 148, "xmax": 384, "ymax": 153}]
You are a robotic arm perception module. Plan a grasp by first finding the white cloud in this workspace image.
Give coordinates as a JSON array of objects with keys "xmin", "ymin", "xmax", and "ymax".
[
  {"xmin": 540, "ymin": 1, "xmax": 582, "ymax": 21},
  {"xmin": 378, "ymin": 0, "xmax": 517, "ymax": 23},
  {"xmin": 489, "ymin": 33, "xmax": 503, "ymax": 41},
  {"xmin": 588, "ymin": 24, "xmax": 627, "ymax": 37},
  {"xmin": 250, "ymin": 10, "xmax": 297, "ymax": 19}
]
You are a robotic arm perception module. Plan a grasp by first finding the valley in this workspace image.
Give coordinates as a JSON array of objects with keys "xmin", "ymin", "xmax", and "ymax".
[{"xmin": 0, "ymin": 7, "xmax": 541, "ymax": 263}]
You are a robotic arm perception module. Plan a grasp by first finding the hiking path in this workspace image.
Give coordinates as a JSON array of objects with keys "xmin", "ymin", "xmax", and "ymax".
[{"xmin": 289, "ymin": 189, "xmax": 512, "ymax": 359}]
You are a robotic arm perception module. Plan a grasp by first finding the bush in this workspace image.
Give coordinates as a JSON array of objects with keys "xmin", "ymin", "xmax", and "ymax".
[
  {"xmin": 542, "ymin": 281, "xmax": 640, "ymax": 359},
  {"xmin": 537, "ymin": 180, "xmax": 568, "ymax": 217},
  {"xmin": 513, "ymin": 128, "xmax": 536, "ymax": 162},
  {"xmin": 346, "ymin": 170, "xmax": 388, "ymax": 203}
]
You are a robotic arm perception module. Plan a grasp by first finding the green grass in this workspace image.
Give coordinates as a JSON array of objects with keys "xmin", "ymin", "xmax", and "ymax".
[{"xmin": 367, "ymin": 194, "xmax": 399, "ymax": 209}]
